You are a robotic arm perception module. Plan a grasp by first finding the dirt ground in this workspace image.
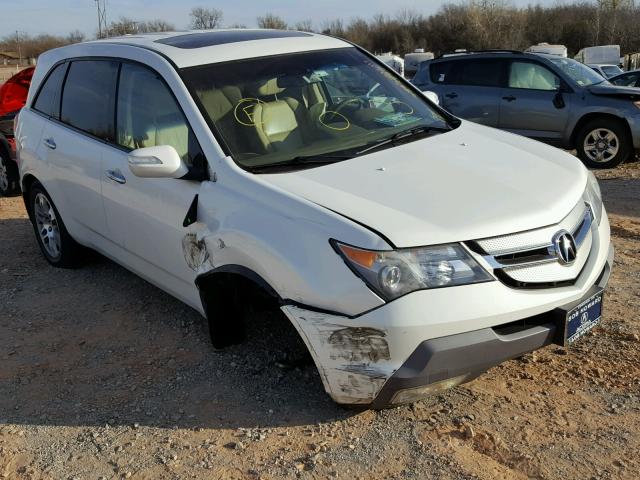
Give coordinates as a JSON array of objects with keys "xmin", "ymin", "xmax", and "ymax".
[{"xmin": 0, "ymin": 162, "xmax": 638, "ymax": 480}]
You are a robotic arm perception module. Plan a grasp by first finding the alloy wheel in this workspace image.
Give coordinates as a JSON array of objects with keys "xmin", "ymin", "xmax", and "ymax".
[
  {"xmin": 583, "ymin": 128, "xmax": 619, "ymax": 163},
  {"xmin": 33, "ymin": 192, "xmax": 61, "ymax": 259}
]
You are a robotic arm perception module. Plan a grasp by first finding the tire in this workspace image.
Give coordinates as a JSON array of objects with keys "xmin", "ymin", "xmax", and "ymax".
[
  {"xmin": 575, "ymin": 118, "xmax": 632, "ymax": 169},
  {"xmin": 28, "ymin": 181, "xmax": 83, "ymax": 268},
  {"xmin": 0, "ymin": 150, "xmax": 20, "ymax": 196}
]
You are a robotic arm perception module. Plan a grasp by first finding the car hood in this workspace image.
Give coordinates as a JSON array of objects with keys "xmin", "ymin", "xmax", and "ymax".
[
  {"xmin": 261, "ymin": 121, "xmax": 587, "ymax": 248},
  {"xmin": 588, "ymin": 84, "xmax": 640, "ymax": 98}
]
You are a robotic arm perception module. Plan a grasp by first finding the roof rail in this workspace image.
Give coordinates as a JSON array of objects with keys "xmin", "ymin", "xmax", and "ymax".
[{"xmin": 437, "ymin": 49, "xmax": 524, "ymax": 58}]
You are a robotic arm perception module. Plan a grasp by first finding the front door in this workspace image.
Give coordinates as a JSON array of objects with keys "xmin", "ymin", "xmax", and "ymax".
[
  {"xmin": 101, "ymin": 62, "xmax": 208, "ymax": 309},
  {"xmin": 498, "ymin": 60, "xmax": 571, "ymax": 143}
]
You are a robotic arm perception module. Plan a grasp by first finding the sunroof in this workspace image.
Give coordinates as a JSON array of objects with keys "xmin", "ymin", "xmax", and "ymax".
[{"xmin": 155, "ymin": 30, "xmax": 313, "ymax": 49}]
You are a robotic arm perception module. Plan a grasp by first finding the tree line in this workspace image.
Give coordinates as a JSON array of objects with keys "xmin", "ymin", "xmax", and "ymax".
[{"xmin": 3, "ymin": 1, "xmax": 640, "ymax": 61}]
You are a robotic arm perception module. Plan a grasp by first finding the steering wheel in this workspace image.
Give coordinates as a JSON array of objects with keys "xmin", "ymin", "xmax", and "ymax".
[
  {"xmin": 366, "ymin": 82, "xmax": 382, "ymax": 98},
  {"xmin": 333, "ymin": 97, "xmax": 368, "ymax": 115}
]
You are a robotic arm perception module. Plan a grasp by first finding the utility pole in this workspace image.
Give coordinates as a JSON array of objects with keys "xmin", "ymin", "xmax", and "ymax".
[
  {"xmin": 95, "ymin": 0, "xmax": 108, "ymax": 39},
  {"xmin": 15, "ymin": 30, "xmax": 22, "ymax": 69}
]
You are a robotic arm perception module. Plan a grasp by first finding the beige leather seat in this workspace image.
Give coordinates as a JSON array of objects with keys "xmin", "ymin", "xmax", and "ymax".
[{"xmin": 249, "ymin": 79, "xmax": 305, "ymax": 152}]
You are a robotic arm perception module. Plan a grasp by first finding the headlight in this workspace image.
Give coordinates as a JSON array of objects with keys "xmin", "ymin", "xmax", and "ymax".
[
  {"xmin": 584, "ymin": 170, "xmax": 603, "ymax": 224},
  {"xmin": 333, "ymin": 241, "xmax": 493, "ymax": 301},
  {"xmin": 634, "ymin": 100, "xmax": 640, "ymax": 110}
]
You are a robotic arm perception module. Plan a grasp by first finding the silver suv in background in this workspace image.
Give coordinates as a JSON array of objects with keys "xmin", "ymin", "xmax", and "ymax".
[{"xmin": 412, "ymin": 51, "xmax": 640, "ymax": 168}]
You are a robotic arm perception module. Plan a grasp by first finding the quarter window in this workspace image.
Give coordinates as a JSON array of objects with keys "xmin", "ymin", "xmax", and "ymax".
[
  {"xmin": 509, "ymin": 62, "xmax": 560, "ymax": 91},
  {"xmin": 33, "ymin": 63, "xmax": 68, "ymax": 119},
  {"xmin": 61, "ymin": 60, "xmax": 119, "ymax": 140},
  {"xmin": 116, "ymin": 63, "xmax": 203, "ymax": 168}
]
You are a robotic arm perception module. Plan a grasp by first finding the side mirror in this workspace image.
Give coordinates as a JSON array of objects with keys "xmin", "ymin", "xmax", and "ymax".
[
  {"xmin": 422, "ymin": 90, "xmax": 440, "ymax": 105},
  {"xmin": 128, "ymin": 145, "xmax": 189, "ymax": 179}
]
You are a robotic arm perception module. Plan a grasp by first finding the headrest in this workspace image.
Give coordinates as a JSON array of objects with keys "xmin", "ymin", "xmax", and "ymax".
[{"xmin": 249, "ymin": 78, "xmax": 284, "ymax": 97}]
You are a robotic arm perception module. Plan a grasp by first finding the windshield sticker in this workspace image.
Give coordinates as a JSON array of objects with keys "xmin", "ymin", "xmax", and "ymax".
[
  {"xmin": 233, "ymin": 98, "xmax": 265, "ymax": 126},
  {"xmin": 373, "ymin": 113, "xmax": 421, "ymax": 128},
  {"xmin": 438, "ymin": 73, "xmax": 446, "ymax": 82},
  {"xmin": 319, "ymin": 110, "xmax": 351, "ymax": 131}
]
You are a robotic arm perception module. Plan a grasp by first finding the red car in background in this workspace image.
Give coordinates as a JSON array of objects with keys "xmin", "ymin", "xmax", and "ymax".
[{"xmin": 0, "ymin": 67, "xmax": 34, "ymax": 196}]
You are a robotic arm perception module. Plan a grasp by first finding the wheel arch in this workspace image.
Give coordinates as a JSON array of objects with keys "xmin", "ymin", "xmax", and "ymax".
[
  {"xmin": 21, "ymin": 173, "xmax": 40, "ymax": 221},
  {"xmin": 195, "ymin": 264, "xmax": 285, "ymax": 348},
  {"xmin": 195, "ymin": 264, "xmax": 282, "ymax": 304},
  {"xmin": 570, "ymin": 112, "xmax": 632, "ymax": 148}
]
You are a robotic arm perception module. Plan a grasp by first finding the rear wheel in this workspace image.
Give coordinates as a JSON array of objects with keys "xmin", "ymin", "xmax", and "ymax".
[
  {"xmin": 576, "ymin": 118, "xmax": 631, "ymax": 169},
  {"xmin": 0, "ymin": 150, "xmax": 20, "ymax": 196},
  {"xmin": 28, "ymin": 181, "xmax": 83, "ymax": 268}
]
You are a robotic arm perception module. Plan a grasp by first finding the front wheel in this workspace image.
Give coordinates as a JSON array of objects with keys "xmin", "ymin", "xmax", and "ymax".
[
  {"xmin": 576, "ymin": 118, "xmax": 631, "ymax": 169},
  {"xmin": 0, "ymin": 151, "xmax": 20, "ymax": 196},
  {"xmin": 28, "ymin": 181, "xmax": 83, "ymax": 268}
]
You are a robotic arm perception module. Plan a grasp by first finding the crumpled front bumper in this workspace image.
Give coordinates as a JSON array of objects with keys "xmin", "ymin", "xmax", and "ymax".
[{"xmin": 281, "ymin": 213, "xmax": 614, "ymax": 408}]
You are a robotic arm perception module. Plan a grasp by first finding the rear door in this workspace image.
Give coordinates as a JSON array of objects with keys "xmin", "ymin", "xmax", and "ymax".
[
  {"xmin": 499, "ymin": 59, "xmax": 571, "ymax": 143},
  {"xmin": 430, "ymin": 58, "xmax": 506, "ymax": 127},
  {"xmin": 33, "ymin": 60, "xmax": 118, "ymax": 243}
]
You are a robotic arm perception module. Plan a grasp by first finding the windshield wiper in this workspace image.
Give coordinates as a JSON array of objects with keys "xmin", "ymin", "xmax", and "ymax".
[
  {"xmin": 356, "ymin": 125, "xmax": 451, "ymax": 156},
  {"xmin": 248, "ymin": 153, "xmax": 354, "ymax": 173}
]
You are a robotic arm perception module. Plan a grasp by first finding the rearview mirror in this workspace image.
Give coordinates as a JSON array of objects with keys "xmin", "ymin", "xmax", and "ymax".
[
  {"xmin": 422, "ymin": 90, "xmax": 440, "ymax": 105},
  {"xmin": 128, "ymin": 145, "xmax": 189, "ymax": 179}
]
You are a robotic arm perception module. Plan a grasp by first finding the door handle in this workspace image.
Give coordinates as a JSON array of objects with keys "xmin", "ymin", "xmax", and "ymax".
[
  {"xmin": 106, "ymin": 169, "xmax": 126, "ymax": 185},
  {"xmin": 43, "ymin": 137, "xmax": 56, "ymax": 149},
  {"xmin": 502, "ymin": 95, "xmax": 517, "ymax": 102},
  {"xmin": 445, "ymin": 92, "xmax": 458, "ymax": 99}
]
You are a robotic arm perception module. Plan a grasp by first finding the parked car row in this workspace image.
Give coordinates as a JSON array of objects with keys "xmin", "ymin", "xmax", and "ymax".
[
  {"xmin": 412, "ymin": 50, "xmax": 640, "ymax": 168},
  {"xmin": 0, "ymin": 67, "xmax": 34, "ymax": 196}
]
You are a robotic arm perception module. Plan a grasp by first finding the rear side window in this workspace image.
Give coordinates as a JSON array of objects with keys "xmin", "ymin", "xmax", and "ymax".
[
  {"xmin": 33, "ymin": 63, "xmax": 68, "ymax": 118},
  {"xmin": 430, "ymin": 59, "xmax": 504, "ymax": 87},
  {"xmin": 61, "ymin": 60, "xmax": 119, "ymax": 141},
  {"xmin": 116, "ymin": 62, "xmax": 204, "ymax": 168},
  {"xmin": 430, "ymin": 60, "xmax": 455, "ymax": 84}
]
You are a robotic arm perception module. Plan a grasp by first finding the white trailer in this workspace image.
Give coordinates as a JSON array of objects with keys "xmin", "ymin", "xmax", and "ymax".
[
  {"xmin": 525, "ymin": 43, "xmax": 567, "ymax": 57},
  {"xmin": 404, "ymin": 49, "xmax": 434, "ymax": 77},
  {"xmin": 574, "ymin": 45, "xmax": 621, "ymax": 66},
  {"xmin": 376, "ymin": 53, "xmax": 405, "ymax": 77}
]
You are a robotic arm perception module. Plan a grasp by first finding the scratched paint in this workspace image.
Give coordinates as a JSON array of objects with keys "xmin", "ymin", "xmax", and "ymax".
[
  {"xmin": 281, "ymin": 305, "xmax": 395, "ymax": 404},
  {"xmin": 328, "ymin": 327, "xmax": 390, "ymax": 363}
]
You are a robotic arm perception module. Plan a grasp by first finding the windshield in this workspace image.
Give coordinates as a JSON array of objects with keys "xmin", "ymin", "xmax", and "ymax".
[
  {"xmin": 601, "ymin": 65, "xmax": 623, "ymax": 78},
  {"xmin": 182, "ymin": 48, "xmax": 451, "ymax": 170},
  {"xmin": 547, "ymin": 57, "xmax": 606, "ymax": 87}
]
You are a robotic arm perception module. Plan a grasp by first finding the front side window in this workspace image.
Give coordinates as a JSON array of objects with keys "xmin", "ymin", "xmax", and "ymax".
[
  {"xmin": 547, "ymin": 57, "xmax": 605, "ymax": 87},
  {"xmin": 612, "ymin": 73, "xmax": 639, "ymax": 87},
  {"xmin": 32, "ymin": 63, "xmax": 68, "ymax": 119},
  {"xmin": 116, "ymin": 63, "xmax": 204, "ymax": 168},
  {"xmin": 61, "ymin": 60, "xmax": 119, "ymax": 140},
  {"xmin": 508, "ymin": 61, "xmax": 560, "ymax": 90},
  {"xmin": 182, "ymin": 48, "xmax": 452, "ymax": 170}
]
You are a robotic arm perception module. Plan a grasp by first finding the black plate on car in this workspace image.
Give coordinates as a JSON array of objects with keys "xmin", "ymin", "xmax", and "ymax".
[{"xmin": 554, "ymin": 288, "xmax": 604, "ymax": 346}]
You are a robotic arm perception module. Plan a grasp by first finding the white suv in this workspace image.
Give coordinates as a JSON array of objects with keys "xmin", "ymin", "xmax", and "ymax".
[{"xmin": 16, "ymin": 30, "xmax": 613, "ymax": 407}]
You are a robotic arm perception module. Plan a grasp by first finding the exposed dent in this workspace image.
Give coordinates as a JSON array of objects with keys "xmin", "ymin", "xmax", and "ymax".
[{"xmin": 182, "ymin": 232, "xmax": 210, "ymax": 271}]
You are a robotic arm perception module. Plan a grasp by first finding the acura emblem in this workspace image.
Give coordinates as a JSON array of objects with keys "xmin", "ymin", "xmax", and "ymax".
[{"xmin": 552, "ymin": 230, "xmax": 577, "ymax": 265}]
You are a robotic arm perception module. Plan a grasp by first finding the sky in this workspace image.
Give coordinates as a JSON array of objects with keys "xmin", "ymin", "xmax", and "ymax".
[{"xmin": 0, "ymin": 0, "xmax": 558, "ymax": 37}]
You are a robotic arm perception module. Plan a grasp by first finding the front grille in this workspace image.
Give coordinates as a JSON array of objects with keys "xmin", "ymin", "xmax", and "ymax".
[{"xmin": 468, "ymin": 202, "xmax": 595, "ymax": 289}]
